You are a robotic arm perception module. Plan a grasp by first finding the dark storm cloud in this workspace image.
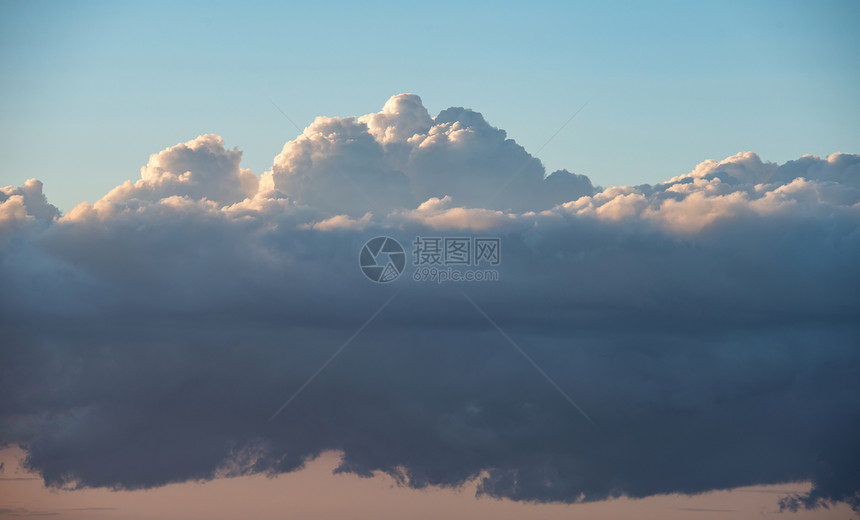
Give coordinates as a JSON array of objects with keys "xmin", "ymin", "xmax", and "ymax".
[{"xmin": 0, "ymin": 95, "xmax": 858, "ymax": 513}]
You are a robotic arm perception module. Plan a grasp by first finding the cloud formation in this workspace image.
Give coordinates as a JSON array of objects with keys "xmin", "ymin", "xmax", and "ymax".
[
  {"xmin": 0, "ymin": 179, "xmax": 60, "ymax": 231},
  {"xmin": 268, "ymin": 93, "xmax": 596, "ymax": 215},
  {"xmin": 1, "ymin": 94, "xmax": 858, "ymax": 513}
]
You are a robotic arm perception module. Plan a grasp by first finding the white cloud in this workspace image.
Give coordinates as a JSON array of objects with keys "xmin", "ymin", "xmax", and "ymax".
[
  {"xmin": 269, "ymin": 94, "xmax": 596, "ymax": 215},
  {"xmin": 300, "ymin": 212, "xmax": 373, "ymax": 231},
  {"xmin": 396, "ymin": 196, "xmax": 514, "ymax": 231},
  {"xmin": 358, "ymin": 93, "xmax": 433, "ymax": 145},
  {"xmin": 0, "ymin": 179, "xmax": 59, "ymax": 231},
  {"xmin": 550, "ymin": 152, "xmax": 860, "ymax": 233},
  {"xmin": 96, "ymin": 134, "xmax": 257, "ymax": 209}
]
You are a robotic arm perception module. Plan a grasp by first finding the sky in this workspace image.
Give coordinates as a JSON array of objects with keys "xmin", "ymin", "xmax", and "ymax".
[
  {"xmin": 1, "ymin": 1, "xmax": 860, "ymax": 519},
  {"xmin": 1, "ymin": 0, "xmax": 859, "ymax": 211}
]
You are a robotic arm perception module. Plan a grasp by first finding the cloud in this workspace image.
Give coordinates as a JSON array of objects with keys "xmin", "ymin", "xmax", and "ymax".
[
  {"xmin": 395, "ymin": 196, "xmax": 514, "ymax": 231},
  {"xmin": 269, "ymin": 94, "xmax": 596, "ymax": 215},
  {"xmin": 300, "ymin": 212, "xmax": 373, "ymax": 231},
  {"xmin": 0, "ymin": 95, "xmax": 858, "ymax": 513},
  {"xmin": 358, "ymin": 92, "xmax": 434, "ymax": 145},
  {"xmin": 0, "ymin": 179, "xmax": 60, "ymax": 232},
  {"xmin": 73, "ymin": 134, "xmax": 259, "ymax": 219},
  {"xmin": 560, "ymin": 151, "xmax": 860, "ymax": 233},
  {"xmin": 0, "ymin": 508, "xmax": 57, "ymax": 517}
]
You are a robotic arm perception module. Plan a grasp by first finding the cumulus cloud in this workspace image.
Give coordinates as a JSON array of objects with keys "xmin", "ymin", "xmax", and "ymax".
[
  {"xmin": 358, "ymin": 93, "xmax": 434, "ymax": 145},
  {"xmin": 550, "ymin": 151, "xmax": 860, "ymax": 234},
  {"xmin": 0, "ymin": 179, "xmax": 60, "ymax": 231},
  {"xmin": 76, "ymin": 134, "xmax": 258, "ymax": 218},
  {"xmin": 269, "ymin": 94, "xmax": 596, "ymax": 215},
  {"xmin": 0, "ymin": 95, "xmax": 858, "ymax": 513},
  {"xmin": 395, "ymin": 196, "xmax": 515, "ymax": 231}
]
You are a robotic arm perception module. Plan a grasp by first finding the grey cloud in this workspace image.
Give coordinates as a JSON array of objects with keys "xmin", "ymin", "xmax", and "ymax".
[
  {"xmin": 0, "ymin": 508, "xmax": 58, "ymax": 517},
  {"xmin": 0, "ymin": 96, "xmax": 858, "ymax": 514}
]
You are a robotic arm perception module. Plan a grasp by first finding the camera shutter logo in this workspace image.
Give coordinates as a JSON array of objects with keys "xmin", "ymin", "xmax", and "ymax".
[{"xmin": 359, "ymin": 237, "xmax": 405, "ymax": 283}]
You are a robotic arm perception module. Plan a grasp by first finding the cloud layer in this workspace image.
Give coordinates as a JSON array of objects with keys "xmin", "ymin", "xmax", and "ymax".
[{"xmin": 1, "ymin": 94, "xmax": 858, "ymax": 512}]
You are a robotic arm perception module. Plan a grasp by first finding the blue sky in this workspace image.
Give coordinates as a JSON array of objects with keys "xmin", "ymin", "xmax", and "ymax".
[{"xmin": 1, "ymin": 0, "xmax": 857, "ymax": 212}]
